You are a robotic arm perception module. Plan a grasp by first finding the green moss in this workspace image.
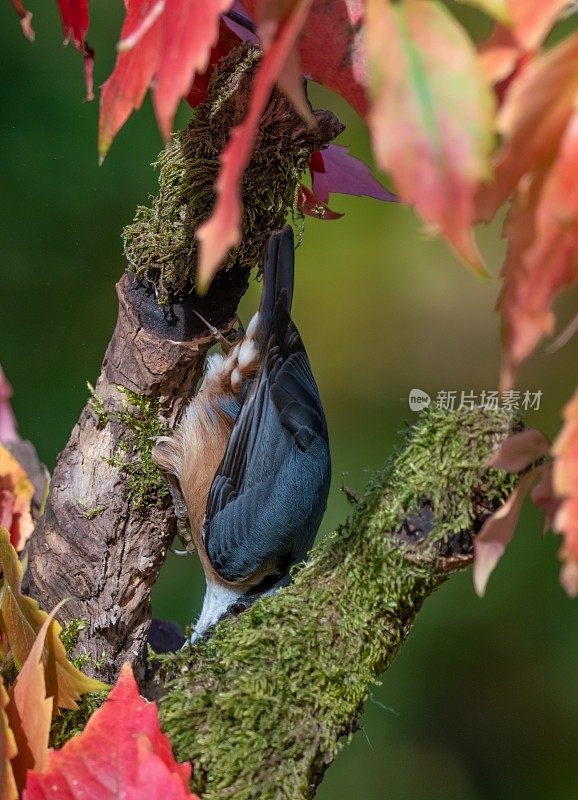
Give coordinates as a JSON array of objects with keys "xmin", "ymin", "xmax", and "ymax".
[
  {"xmin": 86, "ymin": 383, "xmax": 168, "ymax": 511},
  {"xmin": 76, "ymin": 500, "xmax": 107, "ymax": 520},
  {"xmin": 108, "ymin": 387, "xmax": 169, "ymax": 511},
  {"xmin": 60, "ymin": 618, "xmax": 89, "ymax": 654},
  {"xmin": 159, "ymin": 405, "xmax": 518, "ymax": 800},
  {"xmin": 87, "ymin": 382, "xmax": 109, "ymax": 428},
  {"xmin": 49, "ymin": 690, "xmax": 109, "ymax": 749},
  {"xmin": 123, "ymin": 45, "xmax": 340, "ymax": 299}
]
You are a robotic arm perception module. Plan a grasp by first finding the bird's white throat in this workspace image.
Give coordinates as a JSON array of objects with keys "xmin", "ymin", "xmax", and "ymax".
[{"xmin": 190, "ymin": 582, "xmax": 243, "ymax": 644}]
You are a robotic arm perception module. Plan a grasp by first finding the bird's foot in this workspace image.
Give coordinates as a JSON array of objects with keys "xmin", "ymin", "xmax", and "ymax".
[{"xmin": 192, "ymin": 310, "xmax": 245, "ymax": 354}]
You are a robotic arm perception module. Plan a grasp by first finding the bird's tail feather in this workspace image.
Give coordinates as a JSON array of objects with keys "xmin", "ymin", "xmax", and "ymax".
[{"xmin": 258, "ymin": 225, "xmax": 295, "ymax": 338}]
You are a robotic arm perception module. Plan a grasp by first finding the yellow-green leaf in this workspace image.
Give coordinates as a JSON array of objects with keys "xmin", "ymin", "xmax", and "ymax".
[{"xmin": 0, "ymin": 528, "xmax": 107, "ymax": 713}]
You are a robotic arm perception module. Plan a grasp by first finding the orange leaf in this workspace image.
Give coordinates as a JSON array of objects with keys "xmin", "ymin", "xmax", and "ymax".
[
  {"xmin": 0, "ymin": 677, "xmax": 17, "ymax": 800},
  {"xmin": 552, "ymin": 388, "xmax": 578, "ymax": 596},
  {"xmin": 196, "ymin": 0, "xmax": 312, "ymax": 289},
  {"xmin": 365, "ymin": 0, "xmax": 494, "ymax": 273},
  {"xmin": 477, "ymin": 32, "xmax": 578, "ymax": 221},
  {"xmin": 0, "ymin": 444, "xmax": 34, "ymax": 552},
  {"xmin": 499, "ymin": 111, "xmax": 578, "ymax": 388},
  {"xmin": 23, "ymin": 663, "xmax": 197, "ymax": 800},
  {"xmin": 0, "ymin": 529, "xmax": 108, "ymax": 711},
  {"xmin": 530, "ymin": 463, "xmax": 559, "ymax": 532},
  {"xmin": 485, "ymin": 428, "xmax": 550, "ymax": 472},
  {"xmin": 473, "ymin": 469, "xmax": 537, "ymax": 596},
  {"xmin": 507, "ymin": 0, "xmax": 568, "ymax": 49},
  {"xmin": 6, "ymin": 603, "xmax": 65, "ymax": 791},
  {"xmin": 478, "ymin": 23, "xmax": 527, "ymax": 91}
]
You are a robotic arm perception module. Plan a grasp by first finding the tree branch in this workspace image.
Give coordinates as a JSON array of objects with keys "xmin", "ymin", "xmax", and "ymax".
[
  {"xmin": 21, "ymin": 40, "xmax": 519, "ymax": 800},
  {"xmin": 24, "ymin": 45, "xmax": 342, "ymax": 683},
  {"xmin": 157, "ymin": 405, "xmax": 516, "ymax": 800}
]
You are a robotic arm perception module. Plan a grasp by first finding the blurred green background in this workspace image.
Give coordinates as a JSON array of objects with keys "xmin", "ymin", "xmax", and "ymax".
[{"xmin": 2, "ymin": 3, "xmax": 578, "ymax": 798}]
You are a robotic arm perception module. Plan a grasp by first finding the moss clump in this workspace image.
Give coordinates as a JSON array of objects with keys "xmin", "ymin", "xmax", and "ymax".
[
  {"xmin": 87, "ymin": 381, "xmax": 109, "ymax": 428},
  {"xmin": 123, "ymin": 45, "xmax": 342, "ymax": 299},
  {"xmin": 60, "ymin": 617, "xmax": 89, "ymax": 654},
  {"xmin": 108, "ymin": 387, "xmax": 169, "ymax": 511},
  {"xmin": 159, "ymin": 405, "xmax": 518, "ymax": 800},
  {"xmin": 49, "ymin": 690, "xmax": 109, "ymax": 749}
]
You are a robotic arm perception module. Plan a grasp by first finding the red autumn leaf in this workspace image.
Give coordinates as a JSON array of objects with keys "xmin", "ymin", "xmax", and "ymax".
[
  {"xmin": 6, "ymin": 602, "xmax": 66, "ymax": 793},
  {"xmin": 196, "ymin": 0, "xmax": 312, "ymax": 289},
  {"xmin": 243, "ymin": 1, "xmax": 315, "ymax": 129},
  {"xmin": 10, "ymin": 0, "xmax": 34, "ymax": 41},
  {"xmin": 507, "ymin": 0, "xmax": 568, "ymax": 49},
  {"xmin": 365, "ymin": 0, "xmax": 493, "ymax": 274},
  {"xmin": 0, "ymin": 676, "xmax": 18, "ymax": 800},
  {"xmin": 99, "ymin": 0, "xmax": 164, "ymax": 158},
  {"xmin": 56, "ymin": 0, "xmax": 94, "ymax": 101},
  {"xmin": 23, "ymin": 662, "xmax": 197, "ymax": 800},
  {"xmin": 186, "ymin": 20, "xmax": 246, "ymax": 108},
  {"xmin": 153, "ymin": 0, "xmax": 236, "ymax": 139},
  {"xmin": 477, "ymin": 32, "xmax": 578, "ymax": 222},
  {"xmin": 485, "ymin": 428, "xmax": 550, "ymax": 472},
  {"xmin": 310, "ymin": 144, "xmax": 396, "ymax": 204},
  {"xmin": 473, "ymin": 469, "xmax": 537, "ymax": 596},
  {"xmin": 295, "ymin": 0, "xmax": 367, "ymax": 119},
  {"xmin": 100, "ymin": 1, "xmax": 241, "ymax": 155},
  {"xmin": 499, "ymin": 111, "xmax": 578, "ymax": 389},
  {"xmin": 243, "ymin": 0, "xmax": 367, "ymax": 117},
  {"xmin": 298, "ymin": 184, "xmax": 343, "ymax": 220},
  {"xmin": 552, "ymin": 388, "xmax": 578, "ymax": 597},
  {"xmin": 0, "ymin": 366, "xmax": 18, "ymax": 445}
]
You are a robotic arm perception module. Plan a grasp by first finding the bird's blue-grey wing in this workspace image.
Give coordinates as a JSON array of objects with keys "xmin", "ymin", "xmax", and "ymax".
[{"xmin": 204, "ymin": 305, "xmax": 330, "ymax": 583}]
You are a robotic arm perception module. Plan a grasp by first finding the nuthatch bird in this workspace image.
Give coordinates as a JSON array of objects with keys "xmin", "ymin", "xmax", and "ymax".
[{"xmin": 152, "ymin": 226, "xmax": 331, "ymax": 642}]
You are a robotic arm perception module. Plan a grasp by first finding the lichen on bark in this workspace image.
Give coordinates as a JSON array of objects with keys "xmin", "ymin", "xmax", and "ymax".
[{"xmin": 157, "ymin": 405, "xmax": 518, "ymax": 800}]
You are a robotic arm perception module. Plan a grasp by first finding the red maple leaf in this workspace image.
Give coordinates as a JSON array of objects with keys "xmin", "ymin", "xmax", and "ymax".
[{"xmin": 23, "ymin": 662, "xmax": 197, "ymax": 800}]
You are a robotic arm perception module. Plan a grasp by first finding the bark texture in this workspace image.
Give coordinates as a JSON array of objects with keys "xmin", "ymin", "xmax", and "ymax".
[{"xmin": 26, "ymin": 274, "xmax": 243, "ymax": 683}]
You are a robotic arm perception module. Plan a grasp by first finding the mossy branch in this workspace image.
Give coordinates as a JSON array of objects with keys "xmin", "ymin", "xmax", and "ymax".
[
  {"xmin": 26, "ymin": 44, "xmax": 344, "ymax": 684},
  {"xmin": 157, "ymin": 405, "xmax": 518, "ymax": 800}
]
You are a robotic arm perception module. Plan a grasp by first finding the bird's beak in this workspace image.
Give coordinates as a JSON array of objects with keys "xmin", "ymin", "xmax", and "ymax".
[{"xmin": 190, "ymin": 581, "xmax": 244, "ymax": 644}]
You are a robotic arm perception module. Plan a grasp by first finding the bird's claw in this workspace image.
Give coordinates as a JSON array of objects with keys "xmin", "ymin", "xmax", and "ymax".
[{"xmin": 192, "ymin": 309, "xmax": 245, "ymax": 353}]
